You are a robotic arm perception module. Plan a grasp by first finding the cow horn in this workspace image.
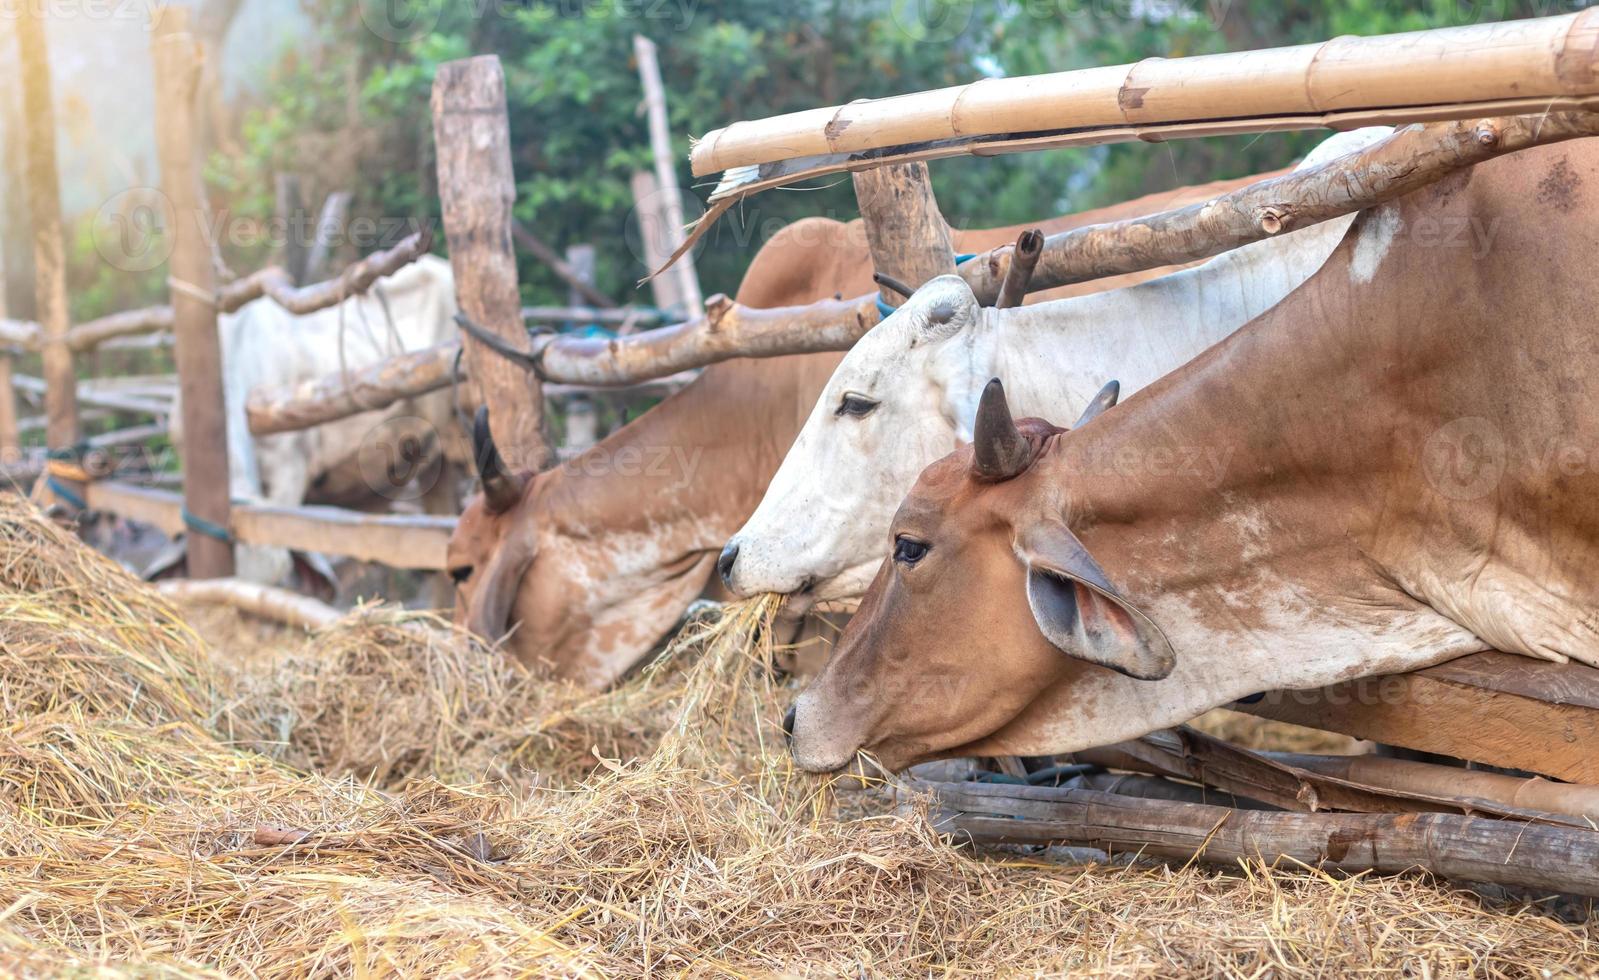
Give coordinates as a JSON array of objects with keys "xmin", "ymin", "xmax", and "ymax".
[
  {"xmin": 473, "ymin": 406, "xmax": 527, "ymax": 514},
  {"xmin": 972, "ymin": 378, "xmax": 1031, "ymax": 481},
  {"xmin": 1072, "ymin": 380, "xmax": 1120, "ymax": 428}
]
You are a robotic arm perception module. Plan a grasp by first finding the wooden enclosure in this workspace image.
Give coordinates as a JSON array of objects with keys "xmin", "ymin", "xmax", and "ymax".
[{"xmin": 8, "ymin": 6, "xmax": 1599, "ymax": 894}]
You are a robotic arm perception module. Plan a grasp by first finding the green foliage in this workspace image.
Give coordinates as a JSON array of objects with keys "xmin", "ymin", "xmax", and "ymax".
[{"xmin": 209, "ymin": 0, "xmax": 1584, "ymax": 307}]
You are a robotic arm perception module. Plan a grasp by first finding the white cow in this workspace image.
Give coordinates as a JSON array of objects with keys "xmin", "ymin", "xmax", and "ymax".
[
  {"xmin": 174, "ymin": 254, "xmax": 466, "ymax": 583},
  {"xmin": 720, "ymin": 128, "xmax": 1391, "ymax": 607}
]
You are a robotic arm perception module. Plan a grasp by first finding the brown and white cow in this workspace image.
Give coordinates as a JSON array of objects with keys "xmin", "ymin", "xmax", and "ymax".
[
  {"xmin": 448, "ymin": 170, "xmax": 1283, "ymax": 689},
  {"xmin": 787, "ymin": 140, "xmax": 1599, "ymax": 774}
]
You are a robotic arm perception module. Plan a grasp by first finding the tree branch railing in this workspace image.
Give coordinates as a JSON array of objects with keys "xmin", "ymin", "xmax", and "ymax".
[
  {"xmin": 0, "ymin": 230, "xmax": 432, "ymax": 353},
  {"xmin": 240, "ymin": 110, "xmax": 1599, "ymax": 436},
  {"xmin": 916, "ymin": 779, "xmax": 1599, "ymax": 899}
]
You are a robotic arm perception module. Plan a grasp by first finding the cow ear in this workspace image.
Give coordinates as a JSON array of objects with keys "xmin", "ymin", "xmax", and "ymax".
[
  {"xmin": 1015, "ymin": 519, "xmax": 1175, "ymax": 680},
  {"xmin": 466, "ymin": 524, "xmax": 538, "ymax": 645}
]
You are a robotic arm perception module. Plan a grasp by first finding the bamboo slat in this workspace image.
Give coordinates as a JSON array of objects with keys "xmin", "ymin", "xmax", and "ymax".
[{"xmin": 692, "ymin": 12, "xmax": 1599, "ymax": 180}]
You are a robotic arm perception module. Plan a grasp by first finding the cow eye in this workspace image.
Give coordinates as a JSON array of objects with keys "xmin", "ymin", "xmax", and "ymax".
[
  {"xmin": 835, "ymin": 393, "xmax": 879, "ymax": 418},
  {"xmin": 449, "ymin": 565, "xmax": 474, "ymax": 584},
  {"xmin": 893, "ymin": 535, "xmax": 929, "ymax": 566}
]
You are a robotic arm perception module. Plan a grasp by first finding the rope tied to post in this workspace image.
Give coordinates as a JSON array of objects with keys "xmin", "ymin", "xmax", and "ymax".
[
  {"xmin": 181, "ymin": 505, "xmax": 234, "ymax": 543},
  {"xmin": 43, "ymin": 441, "xmax": 92, "ymax": 509},
  {"xmin": 453, "ymin": 312, "xmax": 553, "ymax": 380}
]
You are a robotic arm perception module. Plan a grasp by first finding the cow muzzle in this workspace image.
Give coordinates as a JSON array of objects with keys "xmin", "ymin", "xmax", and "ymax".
[
  {"xmin": 785, "ymin": 692, "xmax": 864, "ymax": 774},
  {"xmin": 717, "ymin": 541, "xmax": 740, "ymax": 592}
]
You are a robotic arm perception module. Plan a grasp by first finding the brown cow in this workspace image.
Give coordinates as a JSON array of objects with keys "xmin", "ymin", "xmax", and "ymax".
[
  {"xmin": 787, "ymin": 140, "xmax": 1599, "ymax": 774},
  {"xmin": 449, "ymin": 171, "xmax": 1282, "ymax": 689}
]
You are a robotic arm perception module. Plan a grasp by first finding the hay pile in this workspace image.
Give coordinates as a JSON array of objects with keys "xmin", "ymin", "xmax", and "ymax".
[{"xmin": 0, "ymin": 496, "xmax": 1594, "ymax": 975}]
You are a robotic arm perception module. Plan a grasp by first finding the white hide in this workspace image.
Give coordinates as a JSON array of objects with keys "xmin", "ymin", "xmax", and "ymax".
[
  {"xmin": 726, "ymin": 128, "xmax": 1393, "ymax": 604},
  {"xmin": 173, "ymin": 255, "xmax": 461, "ymax": 583}
]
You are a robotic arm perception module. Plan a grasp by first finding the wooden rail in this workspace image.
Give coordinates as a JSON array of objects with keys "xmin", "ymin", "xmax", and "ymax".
[
  {"xmin": 0, "ymin": 232, "xmax": 431, "ymax": 353},
  {"xmin": 1236, "ymin": 652, "xmax": 1599, "ymax": 783},
  {"xmin": 918, "ymin": 780, "xmax": 1599, "ymax": 898},
  {"xmin": 83, "ymin": 481, "xmax": 454, "ymax": 570}
]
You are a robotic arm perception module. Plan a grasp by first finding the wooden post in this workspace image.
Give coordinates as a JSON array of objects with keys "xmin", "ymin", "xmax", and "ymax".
[
  {"xmin": 0, "ymin": 30, "xmax": 35, "ymax": 324},
  {"xmin": 631, "ymin": 170, "xmax": 686, "ymax": 313},
  {"xmin": 304, "ymin": 189, "xmax": 351, "ymax": 282},
  {"xmin": 851, "ymin": 162, "xmax": 956, "ymax": 309},
  {"xmin": 563, "ymin": 243, "xmax": 596, "ymax": 330},
  {"xmin": 633, "ymin": 35, "xmax": 702, "ymax": 315},
  {"xmin": 273, "ymin": 174, "xmax": 309, "ymax": 285},
  {"xmin": 432, "ymin": 56, "xmax": 550, "ymax": 472},
  {"xmin": 561, "ymin": 243, "xmax": 598, "ymax": 452},
  {"xmin": 0, "ymin": 354, "xmax": 17, "ymax": 459},
  {"xmin": 17, "ymin": 3, "xmax": 77, "ymax": 453},
  {"xmin": 0, "ymin": 245, "xmax": 18, "ymax": 456},
  {"xmin": 152, "ymin": 7, "xmax": 233, "ymax": 578}
]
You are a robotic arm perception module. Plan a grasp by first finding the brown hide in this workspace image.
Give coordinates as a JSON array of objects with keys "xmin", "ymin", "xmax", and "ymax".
[
  {"xmin": 450, "ymin": 169, "xmax": 1281, "ymax": 688},
  {"xmin": 790, "ymin": 141, "xmax": 1599, "ymax": 773}
]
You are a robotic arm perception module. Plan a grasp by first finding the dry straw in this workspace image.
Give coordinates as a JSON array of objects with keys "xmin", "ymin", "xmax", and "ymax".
[{"xmin": 0, "ymin": 495, "xmax": 1593, "ymax": 975}]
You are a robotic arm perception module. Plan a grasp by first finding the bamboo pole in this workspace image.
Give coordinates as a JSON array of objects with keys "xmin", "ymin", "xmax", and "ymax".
[
  {"xmin": 152, "ymin": 7, "xmax": 232, "ymax": 578},
  {"xmin": 918, "ymin": 780, "xmax": 1599, "ymax": 898},
  {"xmin": 633, "ymin": 35, "xmax": 702, "ymax": 314},
  {"xmin": 692, "ymin": 11, "xmax": 1599, "ymax": 179},
  {"xmin": 432, "ymin": 56, "xmax": 550, "ymax": 473},
  {"xmin": 232, "ymin": 107, "xmax": 1599, "ymax": 411},
  {"xmin": 17, "ymin": 3, "xmax": 77, "ymax": 452}
]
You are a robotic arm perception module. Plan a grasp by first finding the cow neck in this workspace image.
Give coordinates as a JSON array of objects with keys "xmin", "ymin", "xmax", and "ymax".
[
  {"xmin": 538, "ymin": 353, "xmax": 829, "ymax": 553},
  {"xmin": 983, "ymin": 212, "xmax": 1360, "ymax": 425}
]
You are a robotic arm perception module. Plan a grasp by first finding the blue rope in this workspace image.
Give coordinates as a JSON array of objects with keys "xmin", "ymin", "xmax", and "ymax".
[
  {"xmin": 874, "ymin": 257, "xmax": 976, "ymax": 319},
  {"xmin": 46, "ymin": 476, "xmax": 86, "ymax": 510},
  {"xmin": 1234, "ymin": 691, "xmax": 1266, "ymax": 705},
  {"xmin": 182, "ymin": 506, "xmax": 234, "ymax": 543}
]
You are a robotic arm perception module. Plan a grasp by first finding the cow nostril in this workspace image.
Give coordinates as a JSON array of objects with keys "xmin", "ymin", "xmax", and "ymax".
[
  {"xmin": 781, "ymin": 704, "xmax": 797, "ymax": 743},
  {"xmin": 717, "ymin": 541, "xmax": 740, "ymax": 590}
]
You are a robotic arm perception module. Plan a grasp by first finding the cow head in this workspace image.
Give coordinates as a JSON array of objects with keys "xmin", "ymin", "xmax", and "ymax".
[
  {"xmin": 720, "ymin": 276, "xmax": 987, "ymax": 606},
  {"xmin": 447, "ymin": 406, "xmax": 535, "ymax": 644},
  {"xmin": 786, "ymin": 378, "xmax": 1174, "ymax": 774}
]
